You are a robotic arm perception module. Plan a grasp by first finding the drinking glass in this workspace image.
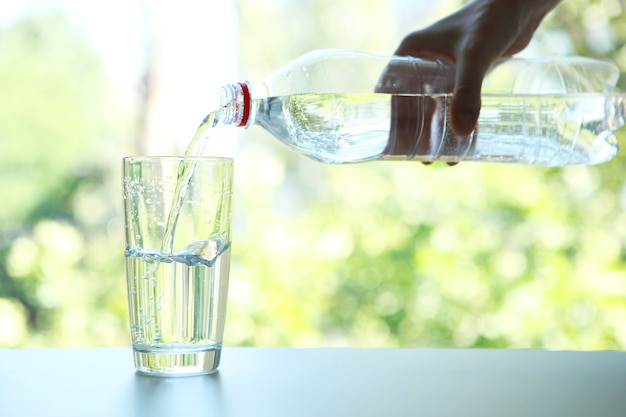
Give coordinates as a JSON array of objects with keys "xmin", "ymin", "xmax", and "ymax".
[{"xmin": 122, "ymin": 156, "xmax": 234, "ymax": 376}]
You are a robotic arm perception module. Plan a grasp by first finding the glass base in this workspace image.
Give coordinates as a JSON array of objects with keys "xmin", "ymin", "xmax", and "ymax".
[{"xmin": 133, "ymin": 345, "xmax": 221, "ymax": 377}]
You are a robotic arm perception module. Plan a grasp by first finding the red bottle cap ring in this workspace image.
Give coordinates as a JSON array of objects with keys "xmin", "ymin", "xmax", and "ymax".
[{"xmin": 238, "ymin": 82, "xmax": 251, "ymax": 127}]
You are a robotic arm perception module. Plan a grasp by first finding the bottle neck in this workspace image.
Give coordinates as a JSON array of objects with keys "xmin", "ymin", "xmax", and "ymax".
[{"xmin": 219, "ymin": 81, "xmax": 252, "ymax": 127}]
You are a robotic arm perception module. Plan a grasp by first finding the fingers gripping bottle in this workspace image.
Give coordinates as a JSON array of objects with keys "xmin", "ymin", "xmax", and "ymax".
[{"xmin": 218, "ymin": 49, "xmax": 624, "ymax": 166}]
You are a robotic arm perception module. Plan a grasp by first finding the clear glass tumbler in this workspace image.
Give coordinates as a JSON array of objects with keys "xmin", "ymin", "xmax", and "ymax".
[{"xmin": 122, "ymin": 156, "xmax": 234, "ymax": 376}]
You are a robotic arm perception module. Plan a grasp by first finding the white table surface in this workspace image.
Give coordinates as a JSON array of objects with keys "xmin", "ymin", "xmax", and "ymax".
[{"xmin": 0, "ymin": 347, "xmax": 624, "ymax": 417}]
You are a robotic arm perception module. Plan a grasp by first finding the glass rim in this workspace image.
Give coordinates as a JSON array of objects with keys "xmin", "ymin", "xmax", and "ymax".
[{"xmin": 123, "ymin": 156, "xmax": 234, "ymax": 163}]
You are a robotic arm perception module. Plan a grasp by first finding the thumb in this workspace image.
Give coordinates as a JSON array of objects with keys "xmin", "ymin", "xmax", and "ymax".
[
  {"xmin": 450, "ymin": 53, "xmax": 488, "ymax": 137},
  {"xmin": 450, "ymin": 84, "xmax": 480, "ymax": 137}
]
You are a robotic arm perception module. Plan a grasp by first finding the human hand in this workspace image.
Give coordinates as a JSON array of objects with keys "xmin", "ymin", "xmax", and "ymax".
[
  {"xmin": 396, "ymin": 0, "xmax": 562, "ymax": 136},
  {"xmin": 376, "ymin": 56, "xmax": 457, "ymax": 162}
]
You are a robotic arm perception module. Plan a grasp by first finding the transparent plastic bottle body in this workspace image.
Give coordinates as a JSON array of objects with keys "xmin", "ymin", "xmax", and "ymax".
[{"xmin": 219, "ymin": 49, "xmax": 624, "ymax": 166}]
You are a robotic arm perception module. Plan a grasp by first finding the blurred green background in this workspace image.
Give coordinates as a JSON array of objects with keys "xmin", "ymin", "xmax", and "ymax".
[{"xmin": 1, "ymin": 0, "xmax": 625, "ymax": 349}]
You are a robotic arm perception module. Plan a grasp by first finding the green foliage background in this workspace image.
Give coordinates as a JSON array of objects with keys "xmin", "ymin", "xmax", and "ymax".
[{"xmin": 1, "ymin": 0, "xmax": 626, "ymax": 349}]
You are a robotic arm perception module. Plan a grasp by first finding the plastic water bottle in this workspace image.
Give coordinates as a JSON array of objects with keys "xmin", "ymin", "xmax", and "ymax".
[{"xmin": 217, "ymin": 49, "xmax": 624, "ymax": 166}]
